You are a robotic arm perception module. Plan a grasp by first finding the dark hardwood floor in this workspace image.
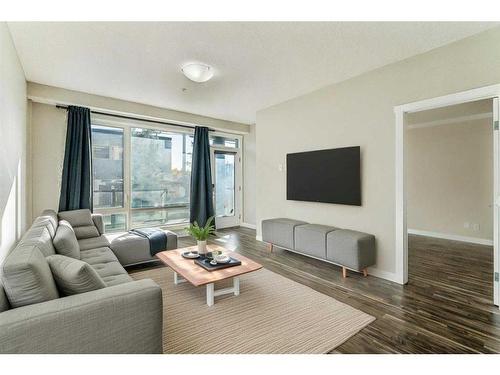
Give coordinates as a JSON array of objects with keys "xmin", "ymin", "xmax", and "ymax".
[{"xmin": 129, "ymin": 227, "xmax": 500, "ymax": 353}]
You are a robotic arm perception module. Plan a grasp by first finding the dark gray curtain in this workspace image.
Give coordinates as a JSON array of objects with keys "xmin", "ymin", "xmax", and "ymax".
[
  {"xmin": 58, "ymin": 106, "xmax": 93, "ymax": 212},
  {"xmin": 190, "ymin": 126, "xmax": 215, "ymax": 226}
]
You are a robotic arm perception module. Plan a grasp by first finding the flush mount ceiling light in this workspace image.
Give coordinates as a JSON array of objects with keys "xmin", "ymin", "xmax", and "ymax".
[{"xmin": 181, "ymin": 63, "xmax": 214, "ymax": 83}]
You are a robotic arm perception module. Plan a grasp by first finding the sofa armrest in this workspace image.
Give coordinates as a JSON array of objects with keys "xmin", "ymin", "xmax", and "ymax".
[
  {"xmin": 0, "ymin": 279, "xmax": 163, "ymax": 353},
  {"xmin": 92, "ymin": 213, "xmax": 105, "ymax": 235}
]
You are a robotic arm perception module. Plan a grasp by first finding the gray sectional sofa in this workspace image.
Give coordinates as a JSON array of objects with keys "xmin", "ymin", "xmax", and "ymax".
[
  {"xmin": 0, "ymin": 209, "xmax": 164, "ymax": 353},
  {"xmin": 262, "ymin": 218, "xmax": 376, "ymax": 277}
]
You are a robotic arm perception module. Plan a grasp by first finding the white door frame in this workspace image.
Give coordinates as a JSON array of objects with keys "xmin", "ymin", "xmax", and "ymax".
[{"xmin": 394, "ymin": 84, "xmax": 500, "ymax": 306}]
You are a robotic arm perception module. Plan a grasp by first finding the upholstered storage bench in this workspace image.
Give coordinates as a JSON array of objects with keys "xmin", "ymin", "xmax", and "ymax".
[
  {"xmin": 261, "ymin": 218, "xmax": 307, "ymax": 250},
  {"xmin": 294, "ymin": 224, "xmax": 337, "ymax": 259},
  {"xmin": 262, "ymin": 218, "xmax": 376, "ymax": 277}
]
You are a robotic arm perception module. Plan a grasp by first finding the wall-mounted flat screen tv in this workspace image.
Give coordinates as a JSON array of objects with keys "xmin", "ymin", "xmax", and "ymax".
[{"xmin": 286, "ymin": 146, "xmax": 361, "ymax": 206}]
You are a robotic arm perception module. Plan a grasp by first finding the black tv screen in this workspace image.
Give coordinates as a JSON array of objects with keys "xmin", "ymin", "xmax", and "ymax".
[{"xmin": 286, "ymin": 146, "xmax": 361, "ymax": 206}]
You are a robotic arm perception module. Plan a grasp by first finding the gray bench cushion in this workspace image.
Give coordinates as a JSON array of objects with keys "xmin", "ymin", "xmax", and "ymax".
[
  {"xmin": 78, "ymin": 235, "xmax": 110, "ymax": 251},
  {"xmin": 326, "ymin": 229, "xmax": 376, "ymax": 271},
  {"xmin": 106, "ymin": 230, "xmax": 178, "ymax": 266},
  {"xmin": 80, "ymin": 247, "xmax": 132, "ymax": 287},
  {"xmin": 1, "ymin": 244, "xmax": 59, "ymax": 308},
  {"xmin": 262, "ymin": 218, "xmax": 308, "ymax": 249},
  {"xmin": 294, "ymin": 224, "xmax": 337, "ymax": 259},
  {"xmin": 47, "ymin": 255, "xmax": 106, "ymax": 295}
]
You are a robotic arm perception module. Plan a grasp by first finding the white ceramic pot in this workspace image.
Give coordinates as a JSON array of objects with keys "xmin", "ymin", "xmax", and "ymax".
[{"xmin": 197, "ymin": 240, "xmax": 207, "ymax": 254}]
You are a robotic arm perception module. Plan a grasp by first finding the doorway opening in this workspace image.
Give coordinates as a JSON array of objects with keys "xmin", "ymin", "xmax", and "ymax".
[
  {"xmin": 406, "ymin": 99, "xmax": 494, "ymax": 304},
  {"xmin": 394, "ymin": 84, "xmax": 500, "ymax": 307}
]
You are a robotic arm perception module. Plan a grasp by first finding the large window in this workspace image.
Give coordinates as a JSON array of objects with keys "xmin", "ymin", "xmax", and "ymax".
[
  {"xmin": 92, "ymin": 126, "xmax": 124, "ymax": 209},
  {"xmin": 91, "ymin": 123, "xmax": 203, "ymax": 232},
  {"xmin": 130, "ymin": 128, "xmax": 193, "ymax": 227}
]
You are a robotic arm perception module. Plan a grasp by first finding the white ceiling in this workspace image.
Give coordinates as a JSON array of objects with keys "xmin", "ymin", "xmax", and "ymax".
[{"xmin": 8, "ymin": 22, "xmax": 499, "ymax": 124}]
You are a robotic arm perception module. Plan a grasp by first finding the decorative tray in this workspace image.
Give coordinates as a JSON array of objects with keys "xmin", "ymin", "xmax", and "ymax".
[{"xmin": 194, "ymin": 257, "xmax": 241, "ymax": 271}]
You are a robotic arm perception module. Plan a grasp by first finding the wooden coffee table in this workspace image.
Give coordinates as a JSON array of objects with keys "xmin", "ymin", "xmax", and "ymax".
[{"xmin": 155, "ymin": 245, "xmax": 262, "ymax": 306}]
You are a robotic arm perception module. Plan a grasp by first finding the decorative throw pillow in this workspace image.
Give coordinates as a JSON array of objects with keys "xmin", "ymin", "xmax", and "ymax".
[
  {"xmin": 46, "ymin": 255, "xmax": 106, "ymax": 296},
  {"xmin": 53, "ymin": 220, "xmax": 80, "ymax": 259},
  {"xmin": 58, "ymin": 209, "xmax": 100, "ymax": 239}
]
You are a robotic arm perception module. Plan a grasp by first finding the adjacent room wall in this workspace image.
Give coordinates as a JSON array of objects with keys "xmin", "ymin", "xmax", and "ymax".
[
  {"xmin": 29, "ymin": 86, "xmax": 250, "ymax": 219},
  {"xmin": 255, "ymin": 27, "xmax": 500, "ymax": 281},
  {"xmin": 243, "ymin": 125, "xmax": 256, "ymax": 226},
  {"xmin": 0, "ymin": 23, "xmax": 27, "ymax": 264},
  {"xmin": 407, "ymin": 117, "xmax": 493, "ymax": 243}
]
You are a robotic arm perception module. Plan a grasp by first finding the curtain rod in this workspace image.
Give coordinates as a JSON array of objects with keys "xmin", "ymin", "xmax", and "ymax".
[{"xmin": 55, "ymin": 105, "xmax": 214, "ymax": 131}]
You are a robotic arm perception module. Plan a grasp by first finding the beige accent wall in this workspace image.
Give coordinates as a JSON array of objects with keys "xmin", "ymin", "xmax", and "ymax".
[
  {"xmin": 30, "ymin": 102, "xmax": 67, "ymax": 217},
  {"xmin": 29, "ymin": 86, "xmax": 250, "ymax": 220},
  {"xmin": 0, "ymin": 23, "xmax": 28, "ymax": 263},
  {"xmin": 407, "ymin": 116, "xmax": 493, "ymax": 241},
  {"xmin": 255, "ymin": 27, "xmax": 500, "ymax": 281}
]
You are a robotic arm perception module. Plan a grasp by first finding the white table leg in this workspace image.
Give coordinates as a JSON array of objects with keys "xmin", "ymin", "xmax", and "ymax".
[
  {"xmin": 174, "ymin": 272, "xmax": 186, "ymax": 285},
  {"xmin": 233, "ymin": 277, "xmax": 240, "ymax": 296},
  {"xmin": 206, "ymin": 283, "xmax": 214, "ymax": 307}
]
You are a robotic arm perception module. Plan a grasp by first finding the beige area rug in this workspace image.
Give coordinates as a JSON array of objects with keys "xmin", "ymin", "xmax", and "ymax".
[{"xmin": 131, "ymin": 266, "xmax": 374, "ymax": 354}]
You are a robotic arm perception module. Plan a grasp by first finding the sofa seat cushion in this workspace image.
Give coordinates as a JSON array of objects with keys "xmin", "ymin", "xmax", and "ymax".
[
  {"xmin": 58, "ymin": 209, "xmax": 99, "ymax": 239},
  {"xmin": 80, "ymin": 247, "xmax": 132, "ymax": 286},
  {"xmin": 78, "ymin": 235, "xmax": 111, "ymax": 251},
  {"xmin": 103, "ymin": 274, "xmax": 135, "ymax": 287},
  {"xmin": 294, "ymin": 224, "xmax": 338, "ymax": 259},
  {"xmin": 106, "ymin": 230, "xmax": 178, "ymax": 266},
  {"xmin": 47, "ymin": 254, "xmax": 106, "ymax": 295},
  {"xmin": 1, "ymin": 244, "xmax": 59, "ymax": 308},
  {"xmin": 53, "ymin": 220, "xmax": 80, "ymax": 259},
  {"xmin": 261, "ymin": 218, "xmax": 308, "ymax": 249}
]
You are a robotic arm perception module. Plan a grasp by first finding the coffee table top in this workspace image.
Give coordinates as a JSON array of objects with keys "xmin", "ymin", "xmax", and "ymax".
[{"xmin": 155, "ymin": 245, "xmax": 263, "ymax": 286}]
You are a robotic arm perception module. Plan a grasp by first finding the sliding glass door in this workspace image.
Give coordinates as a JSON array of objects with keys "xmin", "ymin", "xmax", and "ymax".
[
  {"xmin": 211, "ymin": 148, "xmax": 241, "ymax": 228},
  {"xmin": 91, "ymin": 120, "xmax": 242, "ymax": 232}
]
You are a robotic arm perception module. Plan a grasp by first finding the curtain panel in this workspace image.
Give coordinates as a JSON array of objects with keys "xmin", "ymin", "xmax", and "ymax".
[{"xmin": 58, "ymin": 106, "xmax": 93, "ymax": 212}]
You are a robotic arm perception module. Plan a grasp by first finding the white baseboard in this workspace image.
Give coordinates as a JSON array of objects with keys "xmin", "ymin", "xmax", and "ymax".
[
  {"xmin": 366, "ymin": 268, "xmax": 401, "ymax": 283},
  {"xmin": 408, "ymin": 228, "xmax": 493, "ymax": 246},
  {"xmin": 240, "ymin": 222, "xmax": 256, "ymax": 230}
]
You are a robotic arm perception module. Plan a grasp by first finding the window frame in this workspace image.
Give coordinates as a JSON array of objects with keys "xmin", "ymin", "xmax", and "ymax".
[{"xmin": 90, "ymin": 115, "xmax": 243, "ymax": 232}]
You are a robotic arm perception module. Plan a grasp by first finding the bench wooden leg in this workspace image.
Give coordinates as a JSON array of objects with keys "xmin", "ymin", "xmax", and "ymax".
[
  {"xmin": 363, "ymin": 268, "xmax": 368, "ymax": 277},
  {"xmin": 342, "ymin": 267, "xmax": 347, "ymax": 278},
  {"xmin": 267, "ymin": 243, "xmax": 273, "ymax": 252}
]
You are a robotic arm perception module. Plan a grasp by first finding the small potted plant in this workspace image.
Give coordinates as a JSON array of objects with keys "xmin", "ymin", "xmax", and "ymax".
[{"xmin": 186, "ymin": 216, "xmax": 215, "ymax": 255}]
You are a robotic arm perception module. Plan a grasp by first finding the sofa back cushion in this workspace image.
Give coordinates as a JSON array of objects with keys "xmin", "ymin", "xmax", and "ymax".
[
  {"xmin": 0, "ymin": 283, "xmax": 10, "ymax": 312},
  {"xmin": 58, "ymin": 209, "xmax": 99, "ymax": 239},
  {"xmin": 1, "ymin": 243, "xmax": 59, "ymax": 308},
  {"xmin": 53, "ymin": 220, "xmax": 80, "ymax": 259},
  {"xmin": 47, "ymin": 255, "xmax": 106, "ymax": 295},
  {"xmin": 31, "ymin": 209, "xmax": 59, "ymax": 239}
]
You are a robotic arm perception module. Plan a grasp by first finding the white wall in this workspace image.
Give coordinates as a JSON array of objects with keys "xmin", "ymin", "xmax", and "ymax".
[
  {"xmin": 407, "ymin": 115, "xmax": 493, "ymax": 242},
  {"xmin": 255, "ymin": 27, "xmax": 500, "ymax": 282},
  {"xmin": 243, "ymin": 125, "xmax": 256, "ymax": 225},
  {"xmin": 0, "ymin": 23, "xmax": 27, "ymax": 264}
]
